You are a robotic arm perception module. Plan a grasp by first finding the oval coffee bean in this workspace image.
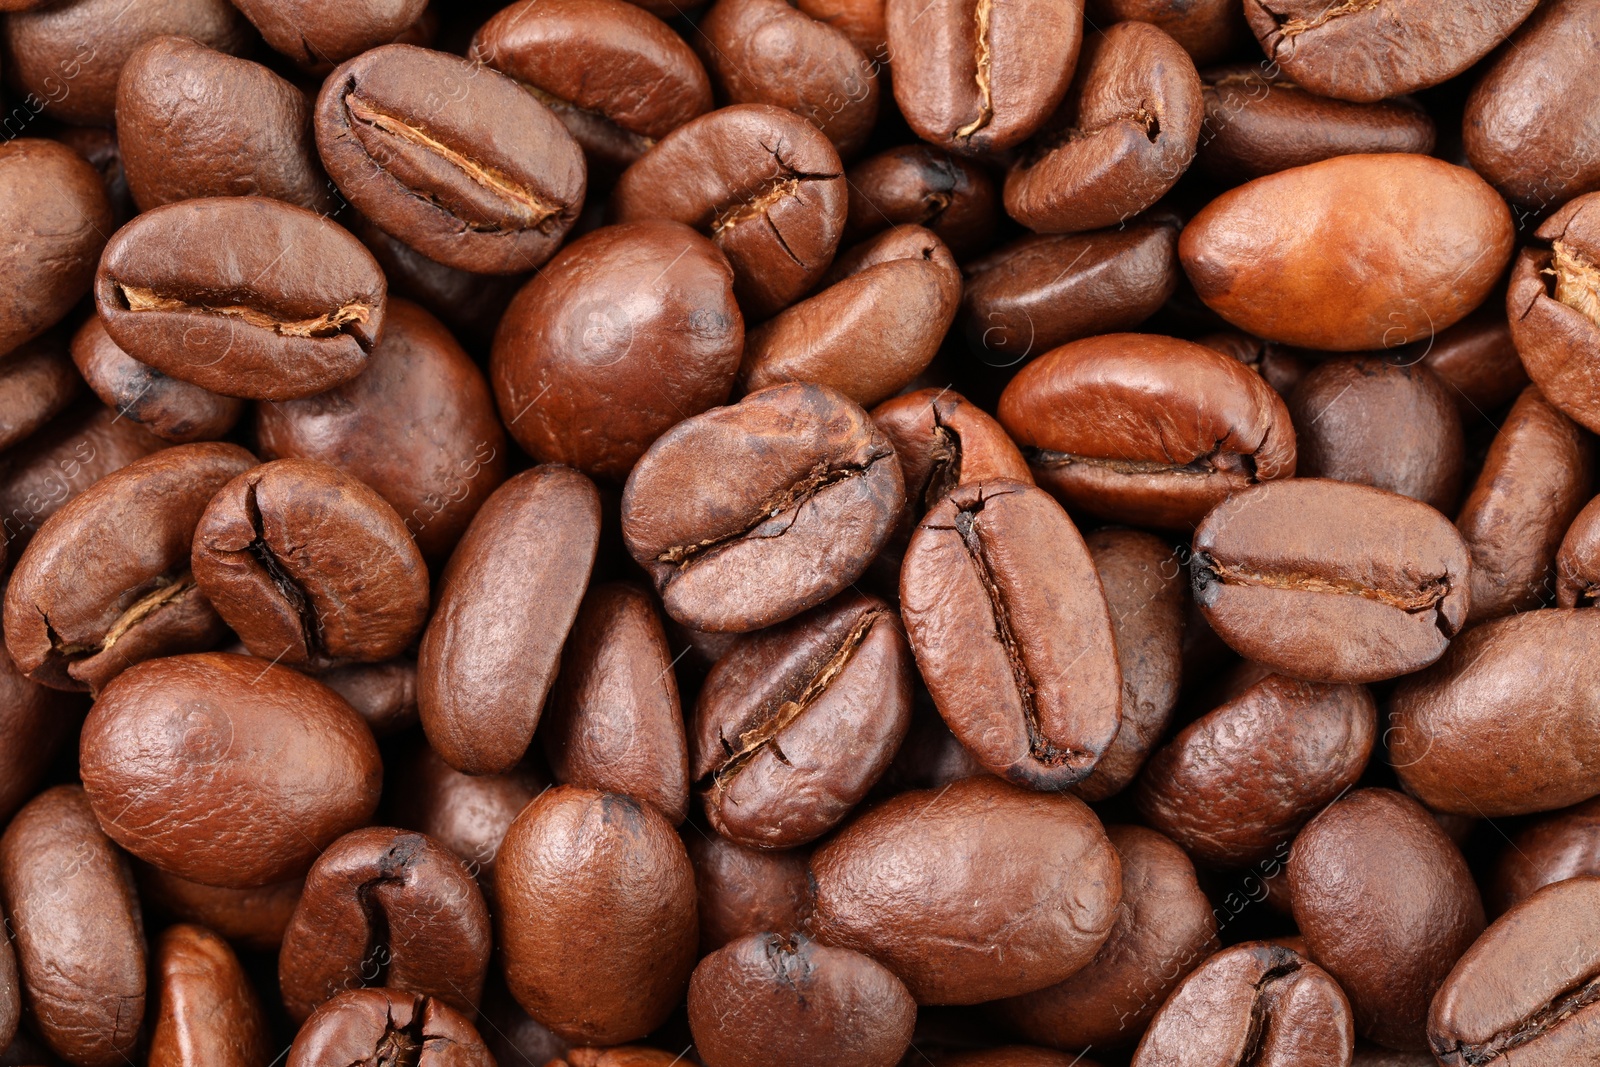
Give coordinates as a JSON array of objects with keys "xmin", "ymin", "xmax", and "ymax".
[
  {"xmin": 845, "ymin": 144, "xmax": 999, "ymax": 259},
  {"xmin": 0, "ymin": 334, "xmax": 80, "ymax": 453},
  {"xmin": 3, "ymin": 441, "xmax": 255, "ymax": 692},
  {"xmin": 496, "ymin": 786, "xmax": 698, "ymax": 1044},
  {"xmin": 1290, "ymin": 788, "xmax": 1485, "ymax": 1050},
  {"xmin": 1191, "ymin": 479, "xmax": 1472, "ymax": 684},
  {"xmin": 998, "ymin": 333, "xmax": 1297, "ymax": 529},
  {"xmin": 1181, "ymin": 154, "xmax": 1513, "ymax": 351},
  {"xmin": 286, "ymin": 988, "xmax": 494, "ymax": 1067},
  {"xmin": 1507, "ymin": 191, "xmax": 1600, "ymax": 433},
  {"xmin": 232, "ymin": 0, "xmax": 426, "ymax": 66},
  {"xmin": 687, "ymin": 833, "xmax": 813, "ymax": 954},
  {"xmin": 872, "ymin": 387, "xmax": 1034, "ymax": 522},
  {"xmin": 79, "ymin": 652, "xmax": 382, "ymax": 887},
  {"xmin": 807, "ymin": 775, "xmax": 1121, "ymax": 1004},
  {"xmin": 1558, "ymin": 495, "xmax": 1600, "ymax": 606},
  {"xmin": 1416, "ymin": 307, "xmax": 1529, "ymax": 417},
  {"xmin": 0, "ymin": 643, "xmax": 76, "ymax": 825},
  {"xmin": 419, "ymin": 465, "xmax": 599, "ymax": 775},
  {"xmin": 303, "ymin": 657, "xmax": 418, "ymax": 738},
  {"xmin": 136, "ymin": 864, "xmax": 302, "ymax": 953},
  {"xmin": 148, "ymin": 924, "xmax": 271, "ymax": 1067},
  {"xmin": 95, "ymin": 197, "xmax": 386, "ymax": 400},
  {"xmin": 1489, "ymin": 797, "xmax": 1600, "ymax": 914},
  {"xmin": 1197, "ymin": 330, "xmax": 1311, "ymax": 399},
  {"xmin": 71, "ymin": 316, "xmax": 243, "ymax": 443},
  {"xmin": 622, "ymin": 382, "xmax": 903, "ymax": 633}
]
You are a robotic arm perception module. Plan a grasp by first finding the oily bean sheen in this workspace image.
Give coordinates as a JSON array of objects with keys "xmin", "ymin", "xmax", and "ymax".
[
  {"xmin": 692, "ymin": 591, "xmax": 913, "ymax": 849},
  {"xmin": 900, "ymin": 481, "xmax": 1121, "ymax": 789},
  {"xmin": 1181, "ymin": 154, "xmax": 1514, "ymax": 351},
  {"xmin": 491, "ymin": 220, "xmax": 743, "ymax": 481},
  {"xmin": 1508, "ymin": 192, "xmax": 1600, "ymax": 433},
  {"xmin": 3, "ymin": 441, "xmax": 255, "ymax": 693},
  {"xmin": 1197, "ymin": 331, "xmax": 1310, "ymax": 399},
  {"xmin": 1390, "ymin": 609, "xmax": 1600, "ymax": 818},
  {"xmin": 148, "ymin": 924, "xmax": 271, "ymax": 1067},
  {"xmin": 1490, "ymin": 798, "xmax": 1600, "ymax": 915},
  {"xmin": 1088, "ymin": 0, "xmax": 1243, "ymax": 64},
  {"xmin": 687, "ymin": 834, "xmax": 813, "ymax": 953},
  {"xmin": 1242, "ymin": 0, "xmax": 1537, "ymax": 103},
  {"xmin": 419, "ymin": 466, "xmax": 599, "ymax": 775},
  {"xmin": 496, "ymin": 787, "xmax": 698, "ymax": 1044},
  {"xmin": 0, "ymin": 335, "xmax": 80, "ymax": 452},
  {"xmin": 71, "ymin": 316, "xmax": 243, "ymax": 443},
  {"xmin": 621, "ymin": 382, "xmax": 903, "ymax": 633},
  {"xmin": 997, "ymin": 333, "xmax": 1297, "ymax": 529},
  {"xmin": 884, "ymin": 0, "xmax": 1083, "ymax": 155},
  {"xmin": 317, "ymin": 658, "xmax": 419, "ymax": 738},
  {"xmin": 1190, "ymin": 479, "xmax": 1472, "ymax": 684},
  {"xmin": 1558, "ymin": 495, "xmax": 1600, "ymax": 606},
  {"xmin": 1131, "ymin": 942, "xmax": 1355, "ymax": 1066},
  {"xmin": 1417, "ymin": 308, "xmax": 1529, "ymax": 417},
  {"xmin": 286, "ymin": 988, "xmax": 493, "ymax": 1067},
  {"xmin": 844, "ymin": 144, "xmax": 1000, "ymax": 259},
  {"xmin": 95, "ymin": 197, "xmax": 387, "ymax": 400},
  {"xmin": 1290, "ymin": 789, "xmax": 1486, "ymax": 1051},
  {"xmin": 79, "ymin": 653, "xmax": 382, "ymax": 888},
  {"xmin": 688, "ymin": 934, "xmax": 916, "ymax": 1067},
  {"xmin": 807, "ymin": 776, "xmax": 1122, "ymax": 1005}
]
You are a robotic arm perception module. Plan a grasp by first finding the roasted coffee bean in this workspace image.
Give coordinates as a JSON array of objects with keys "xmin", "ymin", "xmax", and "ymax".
[
  {"xmin": 0, "ymin": 643, "xmax": 76, "ymax": 825},
  {"xmin": 316, "ymin": 45, "xmax": 586, "ymax": 275},
  {"xmin": 469, "ymin": 0, "xmax": 713, "ymax": 174},
  {"xmin": 1489, "ymin": 797, "xmax": 1600, "ymax": 914},
  {"xmin": 232, "ymin": 0, "xmax": 429, "ymax": 66},
  {"xmin": 1559, "ymin": 495, "xmax": 1600, "ymax": 606},
  {"xmin": 306, "ymin": 658, "xmax": 418, "ymax": 738},
  {"xmin": 1195, "ymin": 331, "xmax": 1310, "ymax": 398},
  {"xmin": 807, "ymin": 775, "xmax": 1121, "ymax": 1004},
  {"xmin": 1507, "ymin": 191, "xmax": 1600, "ymax": 433},
  {"xmin": 998, "ymin": 333, "xmax": 1297, "ymax": 529},
  {"xmin": 286, "ymin": 988, "xmax": 494, "ymax": 1067},
  {"xmin": 1390, "ymin": 608, "xmax": 1600, "ymax": 817},
  {"xmin": 844, "ymin": 144, "xmax": 999, "ymax": 259},
  {"xmin": 4, "ymin": 442, "xmax": 254, "ymax": 692},
  {"xmin": 1289, "ymin": 788, "xmax": 1485, "ymax": 1050},
  {"xmin": 882, "ymin": 697, "xmax": 989, "ymax": 791},
  {"xmin": 687, "ymin": 833, "xmax": 813, "ymax": 954},
  {"xmin": 354, "ymin": 218, "xmax": 525, "ymax": 347},
  {"xmin": 872, "ymin": 387, "xmax": 1033, "ymax": 523},
  {"xmin": 543, "ymin": 582, "xmax": 690, "ymax": 825},
  {"xmin": 136, "ymin": 864, "xmax": 302, "ymax": 953},
  {"xmin": 0, "ymin": 333, "xmax": 79, "ymax": 452},
  {"xmin": 1130, "ymin": 942, "xmax": 1354, "ymax": 1066},
  {"xmin": 1005, "ymin": 22, "xmax": 1202, "ymax": 234},
  {"xmin": 1415, "ymin": 307, "xmax": 1529, "ymax": 418},
  {"xmin": 1181, "ymin": 154, "xmax": 1514, "ymax": 351},
  {"xmin": 622, "ymin": 382, "xmax": 903, "ymax": 633},
  {"xmin": 548, "ymin": 1050, "xmax": 683, "ymax": 1067},
  {"xmin": 148, "ymin": 924, "xmax": 271, "ymax": 1067},
  {"xmin": 1094, "ymin": 0, "xmax": 1245, "ymax": 64},
  {"xmin": 491, "ymin": 220, "xmax": 743, "ymax": 481},
  {"xmin": 1190, "ymin": 479, "xmax": 1472, "ymax": 684},
  {"xmin": 883, "ymin": 0, "xmax": 1083, "ymax": 155},
  {"xmin": 942, "ymin": 1051, "xmax": 1106, "ymax": 1067},
  {"xmin": 689, "ymin": 933, "xmax": 915, "ymax": 1067},
  {"xmin": 79, "ymin": 652, "xmax": 382, "ymax": 887},
  {"xmin": 738, "ymin": 225, "xmax": 961, "ymax": 407},
  {"xmin": 496, "ymin": 786, "xmax": 698, "ymax": 1044},
  {"xmin": 611, "ymin": 104, "xmax": 847, "ymax": 318},
  {"xmin": 56, "ymin": 123, "xmax": 135, "ymax": 227},
  {"xmin": 995, "ymin": 825, "xmax": 1219, "ymax": 1051},
  {"xmin": 419, "ymin": 465, "xmax": 599, "ymax": 775},
  {"xmin": 1456, "ymin": 386, "xmax": 1594, "ymax": 621},
  {"xmin": 1134, "ymin": 671, "xmax": 1376, "ymax": 867},
  {"xmin": 71, "ymin": 316, "xmax": 243, "ymax": 444},
  {"xmin": 192, "ymin": 458, "xmax": 430, "ymax": 667},
  {"xmin": 116, "ymin": 36, "xmax": 334, "ymax": 213},
  {"xmin": 0, "ymin": 785, "xmax": 144, "ymax": 1067}
]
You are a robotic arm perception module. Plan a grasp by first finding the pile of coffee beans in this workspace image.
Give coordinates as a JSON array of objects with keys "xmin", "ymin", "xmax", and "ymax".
[{"xmin": 0, "ymin": 0, "xmax": 1596, "ymax": 1063}]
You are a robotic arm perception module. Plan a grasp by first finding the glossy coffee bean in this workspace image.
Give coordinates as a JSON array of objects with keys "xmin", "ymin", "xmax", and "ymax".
[
  {"xmin": 79, "ymin": 653, "xmax": 382, "ymax": 888},
  {"xmin": 354, "ymin": 218, "xmax": 524, "ymax": 347},
  {"xmin": 807, "ymin": 775, "xmax": 1121, "ymax": 1004},
  {"xmin": 419, "ymin": 465, "xmax": 599, "ymax": 775},
  {"xmin": 491, "ymin": 220, "xmax": 742, "ymax": 480},
  {"xmin": 687, "ymin": 833, "xmax": 813, "ymax": 954},
  {"xmin": 1181, "ymin": 154, "xmax": 1513, "ymax": 350},
  {"xmin": 622, "ymin": 382, "xmax": 903, "ymax": 633},
  {"xmin": 1289, "ymin": 788, "xmax": 1485, "ymax": 1051},
  {"xmin": 1131, "ymin": 942, "xmax": 1354, "ymax": 1066},
  {"xmin": 496, "ymin": 786, "xmax": 698, "ymax": 1044},
  {"xmin": 137, "ymin": 864, "xmax": 302, "ymax": 953},
  {"xmin": 1089, "ymin": 0, "xmax": 1243, "ymax": 64},
  {"xmin": 0, "ymin": 333, "xmax": 79, "ymax": 452},
  {"xmin": 689, "ymin": 933, "xmax": 915, "ymax": 1067},
  {"xmin": 1489, "ymin": 797, "xmax": 1600, "ymax": 915},
  {"xmin": 1558, "ymin": 495, "xmax": 1600, "ymax": 606},
  {"xmin": 4, "ymin": 441, "xmax": 254, "ymax": 692},
  {"xmin": 1005, "ymin": 22, "xmax": 1202, "ymax": 234},
  {"xmin": 305, "ymin": 657, "xmax": 419, "ymax": 738},
  {"xmin": 1507, "ymin": 192, "xmax": 1600, "ymax": 432},
  {"xmin": 71, "ymin": 316, "xmax": 243, "ymax": 443},
  {"xmin": 844, "ymin": 144, "xmax": 999, "ymax": 259},
  {"xmin": 998, "ymin": 333, "xmax": 1297, "ymax": 529},
  {"xmin": 872, "ymin": 387, "xmax": 1033, "ymax": 524},
  {"xmin": 1415, "ymin": 307, "xmax": 1529, "ymax": 417},
  {"xmin": 286, "ymin": 988, "xmax": 494, "ymax": 1067},
  {"xmin": 1196, "ymin": 331, "xmax": 1311, "ymax": 399},
  {"xmin": 148, "ymin": 924, "xmax": 271, "ymax": 1067},
  {"xmin": 1191, "ymin": 479, "xmax": 1472, "ymax": 684},
  {"xmin": 0, "ymin": 785, "xmax": 144, "ymax": 1067}
]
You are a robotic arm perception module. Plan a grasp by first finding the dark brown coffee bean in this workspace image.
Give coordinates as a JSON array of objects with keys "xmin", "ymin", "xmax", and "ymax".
[
  {"xmin": 998, "ymin": 333, "xmax": 1297, "ymax": 529},
  {"xmin": 1390, "ymin": 608, "xmax": 1600, "ymax": 817},
  {"xmin": 469, "ymin": 0, "xmax": 713, "ymax": 174},
  {"xmin": 304, "ymin": 657, "xmax": 419, "ymax": 738},
  {"xmin": 1507, "ymin": 192, "xmax": 1600, "ymax": 432},
  {"xmin": 1290, "ymin": 788, "xmax": 1485, "ymax": 1051},
  {"xmin": 316, "ymin": 45, "xmax": 586, "ymax": 275},
  {"xmin": 549, "ymin": 1049, "xmax": 684, "ymax": 1067},
  {"xmin": 883, "ymin": 0, "xmax": 1083, "ymax": 155},
  {"xmin": 942, "ymin": 1051, "xmax": 1107, "ymax": 1067},
  {"xmin": 0, "ymin": 785, "xmax": 144, "ymax": 1067},
  {"xmin": 622, "ymin": 382, "xmax": 903, "ymax": 633},
  {"xmin": 689, "ymin": 933, "xmax": 915, "ymax": 1067},
  {"xmin": 1488, "ymin": 797, "xmax": 1600, "ymax": 915},
  {"xmin": 286, "ymin": 987, "xmax": 494, "ymax": 1067},
  {"xmin": 996, "ymin": 824, "xmax": 1219, "ymax": 1051},
  {"xmin": 693, "ymin": 591, "xmax": 912, "ymax": 849},
  {"xmin": 136, "ymin": 863, "xmax": 302, "ymax": 953},
  {"xmin": 0, "ymin": 333, "xmax": 79, "ymax": 452},
  {"xmin": 1131, "ymin": 942, "xmax": 1354, "ymax": 1065},
  {"xmin": 1181, "ymin": 154, "xmax": 1514, "ymax": 350},
  {"xmin": 544, "ymin": 582, "xmax": 689, "ymax": 825},
  {"xmin": 807, "ymin": 775, "xmax": 1121, "ymax": 1004},
  {"xmin": 496, "ymin": 786, "xmax": 698, "ymax": 1044},
  {"xmin": 687, "ymin": 833, "xmax": 813, "ymax": 954},
  {"xmin": 1416, "ymin": 307, "xmax": 1530, "ymax": 418},
  {"xmin": 612, "ymin": 104, "xmax": 847, "ymax": 318},
  {"xmin": 844, "ymin": 144, "xmax": 999, "ymax": 259},
  {"xmin": 1088, "ymin": 0, "xmax": 1244, "ymax": 65},
  {"xmin": 1191, "ymin": 479, "xmax": 1472, "ymax": 684},
  {"xmin": 148, "ymin": 924, "xmax": 271, "ymax": 1067},
  {"xmin": 56, "ymin": 123, "xmax": 135, "ymax": 227},
  {"xmin": 0, "ymin": 643, "xmax": 76, "ymax": 825},
  {"xmin": 4, "ymin": 441, "xmax": 255, "ymax": 692},
  {"xmin": 872, "ymin": 387, "xmax": 1034, "ymax": 524},
  {"xmin": 1195, "ymin": 330, "xmax": 1311, "ymax": 398},
  {"xmin": 419, "ymin": 466, "xmax": 600, "ymax": 775},
  {"xmin": 738, "ymin": 225, "xmax": 961, "ymax": 407},
  {"xmin": 490, "ymin": 220, "xmax": 743, "ymax": 481},
  {"xmin": 70, "ymin": 316, "xmax": 243, "ymax": 443},
  {"xmin": 881, "ymin": 696, "xmax": 990, "ymax": 792},
  {"xmin": 80, "ymin": 652, "xmax": 382, "ymax": 887},
  {"xmin": 1559, "ymin": 495, "xmax": 1600, "ymax": 606},
  {"xmin": 233, "ymin": 0, "xmax": 428, "ymax": 66},
  {"xmin": 354, "ymin": 219, "xmax": 524, "ymax": 347},
  {"xmin": 1005, "ymin": 22, "xmax": 1203, "ymax": 234}
]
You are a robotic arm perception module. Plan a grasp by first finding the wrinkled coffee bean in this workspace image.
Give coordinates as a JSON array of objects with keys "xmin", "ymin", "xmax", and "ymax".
[
  {"xmin": 1489, "ymin": 797, "xmax": 1600, "ymax": 915},
  {"xmin": 844, "ymin": 144, "xmax": 999, "ymax": 259},
  {"xmin": 286, "ymin": 987, "xmax": 494, "ymax": 1067},
  {"xmin": 71, "ymin": 316, "xmax": 243, "ymax": 443},
  {"xmin": 148, "ymin": 923, "xmax": 272, "ymax": 1067},
  {"xmin": 1507, "ymin": 191, "xmax": 1600, "ymax": 433},
  {"xmin": 873, "ymin": 387, "xmax": 1034, "ymax": 524},
  {"xmin": 0, "ymin": 333, "xmax": 80, "ymax": 452},
  {"xmin": 687, "ymin": 833, "xmax": 813, "ymax": 954}
]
